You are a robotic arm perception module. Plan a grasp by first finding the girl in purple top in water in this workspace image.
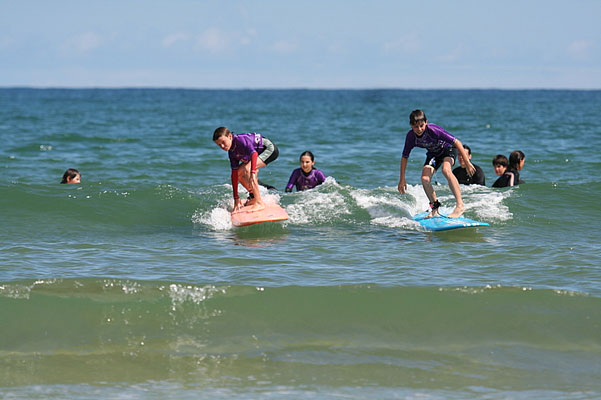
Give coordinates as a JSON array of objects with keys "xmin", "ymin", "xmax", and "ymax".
[
  {"xmin": 397, "ymin": 110, "xmax": 475, "ymax": 219},
  {"xmin": 285, "ymin": 151, "xmax": 326, "ymax": 192},
  {"xmin": 213, "ymin": 127, "xmax": 279, "ymax": 212}
]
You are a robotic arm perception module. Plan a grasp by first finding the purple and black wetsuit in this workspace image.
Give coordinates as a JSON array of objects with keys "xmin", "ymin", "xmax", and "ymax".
[
  {"xmin": 285, "ymin": 168, "xmax": 326, "ymax": 192},
  {"xmin": 402, "ymin": 124, "xmax": 457, "ymax": 170},
  {"xmin": 228, "ymin": 133, "xmax": 264, "ymax": 170},
  {"xmin": 227, "ymin": 132, "xmax": 279, "ymax": 201},
  {"xmin": 402, "ymin": 124, "xmax": 456, "ymax": 158}
]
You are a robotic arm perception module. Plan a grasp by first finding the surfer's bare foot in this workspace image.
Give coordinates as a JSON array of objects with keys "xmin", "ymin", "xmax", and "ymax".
[
  {"xmin": 425, "ymin": 209, "xmax": 440, "ymax": 219},
  {"xmin": 244, "ymin": 202, "xmax": 265, "ymax": 212},
  {"xmin": 447, "ymin": 204, "xmax": 465, "ymax": 218},
  {"xmin": 424, "ymin": 200, "xmax": 441, "ymax": 219}
]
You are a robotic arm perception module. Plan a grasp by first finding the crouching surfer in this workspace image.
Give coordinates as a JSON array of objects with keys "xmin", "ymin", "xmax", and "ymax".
[{"xmin": 213, "ymin": 127, "xmax": 279, "ymax": 212}]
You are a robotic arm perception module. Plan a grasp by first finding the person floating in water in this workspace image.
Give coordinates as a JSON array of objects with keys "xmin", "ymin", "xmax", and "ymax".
[
  {"xmin": 492, "ymin": 150, "xmax": 525, "ymax": 187},
  {"xmin": 213, "ymin": 127, "xmax": 279, "ymax": 212},
  {"xmin": 491, "ymin": 154, "xmax": 509, "ymax": 187},
  {"xmin": 509, "ymin": 150, "xmax": 526, "ymax": 185},
  {"xmin": 452, "ymin": 144, "xmax": 485, "ymax": 186},
  {"xmin": 397, "ymin": 109, "xmax": 475, "ymax": 219},
  {"xmin": 61, "ymin": 168, "xmax": 81, "ymax": 184},
  {"xmin": 285, "ymin": 151, "xmax": 326, "ymax": 192}
]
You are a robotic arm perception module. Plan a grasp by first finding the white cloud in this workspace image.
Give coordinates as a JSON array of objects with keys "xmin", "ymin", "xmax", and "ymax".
[
  {"xmin": 65, "ymin": 32, "xmax": 104, "ymax": 52},
  {"xmin": 240, "ymin": 28, "xmax": 256, "ymax": 45},
  {"xmin": 383, "ymin": 33, "xmax": 421, "ymax": 53},
  {"xmin": 437, "ymin": 44, "xmax": 466, "ymax": 63},
  {"xmin": 162, "ymin": 32, "xmax": 190, "ymax": 48},
  {"xmin": 327, "ymin": 41, "xmax": 347, "ymax": 56},
  {"xmin": 0, "ymin": 35, "xmax": 15, "ymax": 49},
  {"xmin": 272, "ymin": 40, "xmax": 296, "ymax": 53},
  {"xmin": 567, "ymin": 40, "xmax": 593, "ymax": 60},
  {"xmin": 195, "ymin": 28, "xmax": 228, "ymax": 52}
]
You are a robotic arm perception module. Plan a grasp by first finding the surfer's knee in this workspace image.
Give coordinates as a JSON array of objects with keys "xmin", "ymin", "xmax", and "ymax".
[
  {"xmin": 441, "ymin": 162, "xmax": 453, "ymax": 177},
  {"xmin": 238, "ymin": 167, "xmax": 254, "ymax": 184}
]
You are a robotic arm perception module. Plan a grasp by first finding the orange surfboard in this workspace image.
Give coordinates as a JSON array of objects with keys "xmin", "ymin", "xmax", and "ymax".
[{"xmin": 231, "ymin": 203, "xmax": 289, "ymax": 227}]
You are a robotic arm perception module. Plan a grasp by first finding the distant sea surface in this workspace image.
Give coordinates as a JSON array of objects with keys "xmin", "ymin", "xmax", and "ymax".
[{"xmin": 1, "ymin": 88, "xmax": 600, "ymax": 399}]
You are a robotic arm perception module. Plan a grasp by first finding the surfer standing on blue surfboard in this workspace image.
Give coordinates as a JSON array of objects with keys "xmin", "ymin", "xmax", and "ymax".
[
  {"xmin": 213, "ymin": 127, "xmax": 279, "ymax": 212},
  {"xmin": 397, "ymin": 110, "xmax": 475, "ymax": 219}
]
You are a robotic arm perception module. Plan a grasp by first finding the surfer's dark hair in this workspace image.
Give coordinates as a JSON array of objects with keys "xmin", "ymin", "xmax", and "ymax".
[
  {"xmin": 212, "ymin": 127, "xmax": 231, "ymax": 141},
  {"xmin": 492, "ymin": 154, "xmax": 508, "ymax": 167},
  {"xmin": 509, "ymin": 150, "xmax": 525, "ymax": 169},
  {"xmin": 463, "ymin": 145, "xmax": 472, "ymax": 155},
  {"xmin": 300, "ymin": 151, "xmax": 314, "ymax": 161},
  {"xmin": 61, "ymin": 168, "xmax": 80, "ymax": 184},
  {"xmin": 409, "ymin": 109, "xmax": 427, "ymax": 125}
]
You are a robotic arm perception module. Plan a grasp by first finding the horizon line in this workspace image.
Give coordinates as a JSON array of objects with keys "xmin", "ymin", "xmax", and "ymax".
[{"xmin": 2, "ymin": 85, "xmax": 600, "ymax": 91}]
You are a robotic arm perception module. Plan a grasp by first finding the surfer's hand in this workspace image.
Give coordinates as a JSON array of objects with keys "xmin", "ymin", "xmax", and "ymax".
[
  {"xmin": 233, "ymin": 198, "xmax": 243, "ymax": 211},
  {"xmin": 466, "ymin": 162, "xmax": 476, "ymax": 177},
  {"xmin": 397, "ymin": 179, "xmax": 406, "ymax": 194}
]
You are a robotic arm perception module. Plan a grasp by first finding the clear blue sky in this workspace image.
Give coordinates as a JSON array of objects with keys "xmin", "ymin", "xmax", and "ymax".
[{"xmin": 1, "ymin": 0, "xmax": 600, "ymax": 89}]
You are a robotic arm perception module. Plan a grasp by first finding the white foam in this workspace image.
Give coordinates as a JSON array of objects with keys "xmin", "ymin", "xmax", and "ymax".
[
  {"xmin": 459, "ymin": 184, "xmax": 513, "ymax": 221},
  {"xmin": 371, "ymin": 215, "xmax": 422, "ymax": 229},
  {"xmin": 352, "ymin": 188, "xmax": 406, "ymax": 217},
  {"xmin": 192, "ymin": 185, "xmax": 285, "ymax": 231},
  {"xmin": 286, "ymin": 190, "xmax": 348, "ymax": 224},
  {"xmin": 355, "ymin": 183, "xmax": 513, "ymax": 227},
  {"xmin": 192, "ymin": 204, "xmax": 232, "ymax": 230},
  {"xmin": 165, "ymin": 283, "xmax": 226, "ymax": 306},
  {"xmin": 350, "ymin": 185, "xmax": 420, "ymax": 228},
  {"xmin": 195, "ymin": 179, "xmax": 513, "ymax": 230},
  {"xmin": 405, "ymin": 183, "xmax": 513, "ymax": 222}
]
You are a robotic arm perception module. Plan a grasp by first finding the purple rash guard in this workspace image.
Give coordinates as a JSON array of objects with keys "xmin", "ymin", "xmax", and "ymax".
[
  {"xmin": 286, "ymin": 168, "xmax": 326, "ymax": 191},
  {"xmin": 402, "ymin": 124, "xmax": 456, "ymax": 158},
  {"xmin": 228, "ymin": 133, "xmax": 264, "ymax": 170}
]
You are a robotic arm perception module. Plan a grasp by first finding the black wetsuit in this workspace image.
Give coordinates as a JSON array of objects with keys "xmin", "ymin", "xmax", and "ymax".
[
  {"xmin": 492, "ymin": 168, "xmax": 520, "ymax": 188},
  {"xmin": 452, "ymin": 164, "xmax": 485, "ymax": 185}
]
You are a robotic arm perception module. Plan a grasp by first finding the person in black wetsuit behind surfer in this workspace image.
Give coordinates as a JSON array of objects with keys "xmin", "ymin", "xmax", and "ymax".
[
  {"xmin": 492, "ymin": 150, "xmax": 525, "ymax": 188},
  {"xmin": 452, "ymin": 145, "xmax": 485, "ymax": 186}
]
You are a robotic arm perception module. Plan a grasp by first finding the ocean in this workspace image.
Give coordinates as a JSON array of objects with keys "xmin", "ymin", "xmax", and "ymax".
[{"xmin": 1, "ymin": 88, "xmax": 600, "ymax": 399}]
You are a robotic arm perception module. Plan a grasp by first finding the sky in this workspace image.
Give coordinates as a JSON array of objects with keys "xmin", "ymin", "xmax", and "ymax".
[{"xmin": 1, "ymin": 0, "xmax": 600, "ymax": 89}]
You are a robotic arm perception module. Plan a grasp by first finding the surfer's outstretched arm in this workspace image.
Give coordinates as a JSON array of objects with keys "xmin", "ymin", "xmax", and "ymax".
[
  {"xmin": 398, "ymin": 157, "xmax": 408, "ymax": 194},
  {"xmin": 231, "ymin": 169, "xmax": 243, "ymax": 211}
]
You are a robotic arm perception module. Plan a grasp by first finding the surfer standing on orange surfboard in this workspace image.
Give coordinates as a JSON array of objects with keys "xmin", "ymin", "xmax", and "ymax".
[{"xmin": 213, "ymin": 127, "xmax": 279, "ymax": 212}]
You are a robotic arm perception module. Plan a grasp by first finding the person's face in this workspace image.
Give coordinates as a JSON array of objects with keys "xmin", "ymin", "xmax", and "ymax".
[
  {"xmin": 214, "ymin": 133, "xmax": 233, "ymax": 151},
  {"xmin": 300, "ymin": 155, "xmax": 314, "ymax": 173},
  {"xmin": 458, "ymin": 152, "xmax": 472, "ymax": 168},
  {"xmin": 411, "ymin": 120, "xmax": 427, "ymax": 136},
  {"xmin": 518, "ymin": 158, "xmax": 525, "ymax": 170},
  {"xmin": 67, "ymin": 173, "xmax": 81, "ymax": 184},
  {"xmin": 493, "ymin": 164, "xmax": 506, "ymax": 176}
]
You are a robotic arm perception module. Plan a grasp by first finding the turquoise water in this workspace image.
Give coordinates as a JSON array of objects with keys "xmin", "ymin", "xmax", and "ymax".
[{"xmin": 1, "ymin": 89, "xmax": 601, "ymax": 399}]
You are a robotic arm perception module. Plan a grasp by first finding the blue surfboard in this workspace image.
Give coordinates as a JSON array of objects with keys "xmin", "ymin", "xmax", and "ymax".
[{"xmin": 414, "ymin": 212, "xmax": 489, "ymax": 231}]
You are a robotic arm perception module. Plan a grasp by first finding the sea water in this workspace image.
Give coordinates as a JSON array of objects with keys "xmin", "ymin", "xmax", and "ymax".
[{"xmin": 1, "ymin": 89, "xmax": 600, "ymax": 399}]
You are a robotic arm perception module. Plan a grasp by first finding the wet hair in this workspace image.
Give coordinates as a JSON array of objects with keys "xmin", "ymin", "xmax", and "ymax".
[
  {"xmin": 509, "ymin": 150, "xmax": 525, "ymax": 169},
  {"xmin": 409, "ymin": 109, "xmax": 427, "ymax": 125},
  {"xmin": 492, "ymin": 154, "xmax": 508, "ymax": 167},
  {"xmin": 212, "ymin": 127, "xmax": 231, "ymax": 141},
  {"xmin": 299, "ymin": 151, "xmax": 315, "ymax": 161},
  {"xmin": 61, "ymin": 168, "xmax": 80, "ymax": 184},
  {"xmin": 463, "ymin": 145, "xmax": 472, "ymax": 155}
]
